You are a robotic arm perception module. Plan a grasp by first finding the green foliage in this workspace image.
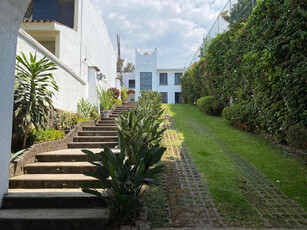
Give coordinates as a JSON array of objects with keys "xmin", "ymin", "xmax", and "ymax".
[
  {"xmin": 81, "ymin": 90, "xmax": 166, "ymax": 224},
  {"xmin": 123, "ymin": 62, "xmax": 135, "ymax": 73},
  {"xmin": 77, "ymin": 98, "xmax": 98, "ymax": 119},
  {"xmin": 138, "ymin": 90, "xmax": 163, "ymax": 114},
  {"xmin": 115, "ymin": 98, "xmax": 122, "ymax": 105},
  {"xmin": 14, "ymin": 52, "xmax": 58, "ymax": 148},
  {"xmin": 230, "ymin": 0, "xmax": 256, "ymax": 24},
  {"xmin": 285, "ymin": 123, "xmax": 307, "ymax": 150},
  {"xmin": 121, "ymin": 88, "xmax": 128, "ymax": 101},
  {"xmin": 222, "ymin": 105, "xmax": 253, "ymax": 131},
  {"xmin": 116, "ymin": 90, "xmax": 165, "ymax": 165},
  {"xmin": 142, "ymin": 172, "xmax": 168, "ymax": 227},
  {"xmin": 182, "ymin": 0, "xmax": 307, "ymax": 149},
  {"xmin": 96, "ymin": 86, "xmax": 115, "ymax": 110},
  {"xmin": 28, "ymin": 128, "xmax": 65, "ymax": 144},
  {"xmin": 56, "ymin": 111, "xmax": 81, "ymax": 130},
  {"xmin": 196, "ymin": 96, "xmax": 224, "ymax": 116},
  {"xmin": 10, "ymin": 149, "xmax": 26, "ymax": 164}
]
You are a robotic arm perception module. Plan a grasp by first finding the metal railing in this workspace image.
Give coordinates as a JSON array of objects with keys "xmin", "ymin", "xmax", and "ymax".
[{"xmin": 189, "ymin": 0, "xmax": 256, "ymax": 68}]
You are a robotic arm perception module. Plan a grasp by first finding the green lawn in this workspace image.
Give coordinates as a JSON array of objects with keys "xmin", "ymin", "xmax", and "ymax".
[{"xmin": 164, "ymin": 104, "xmax": 307, "ymax": 226}]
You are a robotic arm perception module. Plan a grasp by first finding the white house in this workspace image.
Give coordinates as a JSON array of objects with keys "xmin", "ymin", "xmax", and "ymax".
[
  {"xmin": 17, "ymin": 0, "xmax": 119, "ymax": 112},
  {"xmin": 122, "ymin": 49, "xmax": 184, "ymax": 104}
]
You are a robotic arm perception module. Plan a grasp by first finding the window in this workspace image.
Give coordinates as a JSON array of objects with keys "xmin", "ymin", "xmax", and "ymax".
[
  {"xmin": 140, "ymin": 72, "xmax": 152, "ymax": 90},
  {"xmin": 33, "ymin": 0, "xmax": 58, "ymax": 21},
  {"xmin": 159, "ymin": 73, "xmax": 168, "ymax": 85},
  {"xmin": 161, "ymin": 92, "xmax": 168, "ymax": 103},
  {"xmin": 128, "ymin": 80, "xmax": 135, "ymax": 89},
  {"xmin": 175, "ymin": 73, "xmax": 183, "ymax": 85},
  {"xmin": 32, "ymin": 0, "xmax": 75, "ymax": 28},
  {"xmin": 175, "ymin": 92, "xmax": 182, "ymax": 104},
  {"xmin": 58, "ymin": 0, "xmax": 75, "ymax": 28}
]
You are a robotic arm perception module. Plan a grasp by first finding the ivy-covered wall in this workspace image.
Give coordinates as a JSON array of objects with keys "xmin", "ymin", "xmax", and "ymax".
[{"xmin": 182, "ymin": 0, "xmax": 306, "ymax": 149}]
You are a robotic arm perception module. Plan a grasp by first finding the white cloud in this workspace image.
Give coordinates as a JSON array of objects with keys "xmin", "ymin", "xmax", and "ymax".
[{"xmin": 90, "ymin": 0, "xmax": 228, "ymax": 68}]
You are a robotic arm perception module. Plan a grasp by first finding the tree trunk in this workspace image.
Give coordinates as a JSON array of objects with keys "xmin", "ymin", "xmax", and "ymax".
[{"xmin": 22, "ymin": 124, "xmax": 29, "ymax": 149}]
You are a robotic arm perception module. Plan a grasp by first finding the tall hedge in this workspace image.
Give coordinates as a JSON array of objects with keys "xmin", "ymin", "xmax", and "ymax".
[{"xmin": 181, "ymin": 0, "xmax": 307, "ymax": 148}]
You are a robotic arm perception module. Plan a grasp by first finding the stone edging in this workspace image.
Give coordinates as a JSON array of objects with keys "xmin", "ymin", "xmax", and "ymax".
[{"xmin": 9, "ymin": 120, "xmax": 96, "ymax": 178}]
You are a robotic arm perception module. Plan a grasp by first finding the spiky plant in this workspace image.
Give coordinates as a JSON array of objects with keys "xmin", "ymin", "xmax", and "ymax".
[{"xmin": 14, "ymin": 52, "xmax": 58, "ymax": 148}]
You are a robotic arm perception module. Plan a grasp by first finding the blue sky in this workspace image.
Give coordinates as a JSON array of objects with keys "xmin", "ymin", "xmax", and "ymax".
[{"xmin": 90, "ymin": 0, "xmax": 227, "ymax": 68}]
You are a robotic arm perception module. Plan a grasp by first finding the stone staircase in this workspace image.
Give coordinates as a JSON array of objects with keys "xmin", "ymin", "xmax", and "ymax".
[{"xmin": 0, "ymin": 105, "xmax": 133, "ymax": 230}]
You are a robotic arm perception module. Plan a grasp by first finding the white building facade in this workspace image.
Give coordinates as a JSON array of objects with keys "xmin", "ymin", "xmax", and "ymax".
[
  {"xmin": 122, "ymin": 49, "xmax": 184, "ymax": 104},
  {"xmin": 17, "ymin": 0, "xmax": 118, "ymax": 112}
]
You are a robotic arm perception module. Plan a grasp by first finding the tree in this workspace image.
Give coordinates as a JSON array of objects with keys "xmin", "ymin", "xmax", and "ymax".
[
  {"xmin": 14, "ymin": 52, "xmax": 58, "ymax": 148},
  {"xmin": 117, "ymin": 58, "xmax": 124, "ymax": 73},
  {"xmin": 123, "ymin": 62, "xmax": 135, "ymax": 72},
  {"xmin": 117, "ymin": 59, "xmax": 135, "ymax": 73}
]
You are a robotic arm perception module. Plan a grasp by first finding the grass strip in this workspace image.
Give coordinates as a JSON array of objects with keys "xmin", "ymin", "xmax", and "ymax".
[{"xmin": 165, "ymin": 104, "xmax": 306, "ymax": 226}]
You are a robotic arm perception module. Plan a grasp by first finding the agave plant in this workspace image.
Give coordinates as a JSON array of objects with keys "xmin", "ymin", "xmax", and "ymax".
[
  {"xmin": 96, "ymin": 86, "xmax": 114, "ymax": 110},
  {"xmin": 14, "ymin": 52, "xmax": 58, "ymax": 148},
  {"xmin": 10, "ymin": 149, "xmax": 26, "ymax": 164},
  {"xmin": 77, "ymin": 98, "xmax": 96, "ymax": 119}
]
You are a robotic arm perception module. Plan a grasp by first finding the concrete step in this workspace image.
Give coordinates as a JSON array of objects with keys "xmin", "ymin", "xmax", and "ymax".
[
  {"xmin": 95, "ymin": 123, "xmax": 117, "ymax": 126},
  {"xmin": 78, "ymin": 131, "xmax": 117, "ymax": 136},
  {"xmin": 82, "ymin": 126, "xmax": 116, "ymax": 131},
  {"xmin": 116, "ymin": 106, "xmax": 134, "ymax": 109},
  {"xmin": 9, "ymin": 174, "xmax": 100, "ymax": 189},
  {"xmin": 24, "ymin": 162, "xmax": 95, "ymax": 174},
  {"xmin": 0, "ymin": 208, "xmax": 109, "ymax": 230},
  {"xmin": 97, "ymin": 120, "xmax": 116, "ymax": 124},
  {"xmin": 67, "ymin": 142, "xmax": 118, "ymax": 149},
  {"xmin": 35, "ymin": 149, "xmax": 120, "ymax": 162},
  {"xmin": 2, "ymin": 189, "xmax": 108, "ymax": 209},
  {"xmin": 113, "ymin": 109, "xmax": 128, "ymax": 112},
  {"xmin": 100, "ymin": 117, "xmax": 115, "ymax": 120},
  {"xmin": 73, "ymin": 136, "xmax": 118, "ymax": 143}
]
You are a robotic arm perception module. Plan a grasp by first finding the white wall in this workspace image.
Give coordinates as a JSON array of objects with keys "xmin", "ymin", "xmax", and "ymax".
[
  {"xmin": 135, "ymin": 49, "xmax": 157, "ymax": 100},
  {"xmin": 157, "ymin": 69, "xmax": 183, "ymax": 104},
  {"xmin": 17, "ymin": 30, "xmax": 86, "ymax": 112},
  {"xmin": 134, "ymin": 49, "xmax": 183, "ymax": 104},
  {"xmin": 21, "ymin": 0, "xmax": 117, "ymax": 94},
  {"xmin": 122, "ymin": 72, "xmax": 135, "ymax": 88},
  {"xmin": 81, "ymin": 0, "xmax": 117, "ymax": 89},
  {"xmin": 0, "ymin": 0, "xmax": 32, "ymax": 207}
]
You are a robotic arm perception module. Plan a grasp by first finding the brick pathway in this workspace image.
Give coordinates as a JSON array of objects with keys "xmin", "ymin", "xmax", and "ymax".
[
  {"xmin": 161, "ymin": 115, "xmax": 226, "ymax": 227},
  {"xmin": 187, "ymin": 119, "xmax": 307, "ymax": 228}
]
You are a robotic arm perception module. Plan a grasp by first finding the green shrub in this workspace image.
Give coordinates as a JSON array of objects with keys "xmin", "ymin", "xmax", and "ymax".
[
  {"xmin": 223, "ymin": 105, "xmax": 254, "ymax": 132},
  {"xmin": 28, "ymin": 128, "xmax": 65, "ymax": 144},
  {"xmin": 223, "ymin": 105, "xmax": 243, "ymax": 126},
  {"xmin": 56, "ymin": 111, "xmax": 82, "ymax": 130},
  {"xmin": 211, "ymin": 98, "xmax": 225, "ymax": 116},
  {"xmin": 14, "ymin": 52, "xmax": 58, "ymax": 148},
  {"xmin": 115, "ymin": 98, "xmax": 122, "ymax": 105},
  {"xmin": 286, "ymin": 123, "xmax": 307, "ymax": 150},
  {"xmin": 81, "ymin": 90, "xmax": 166, "ymax": 224},
  {"xmin": 121, "ymin": 88, "xmax": 128, "ymax": 101},
  {"xmin": 196, "ymin": 97, "xmax": 206, "ymax": 109},
  {"xmin": 181, "ymin": 0, "xmax": 306, "ymax": 148},
  {"xmin": 196, "ymin": 96, "xmax": 224, "ymax": 116},
  {"xmin": 77, "ymin": 98, "xmax": 98, "ymax": 119}
]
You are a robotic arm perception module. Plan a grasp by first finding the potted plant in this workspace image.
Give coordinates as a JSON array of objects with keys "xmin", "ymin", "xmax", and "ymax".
[{"xmin": 97, "ymin": 86, "xmax": 114, "ymax": 117}]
